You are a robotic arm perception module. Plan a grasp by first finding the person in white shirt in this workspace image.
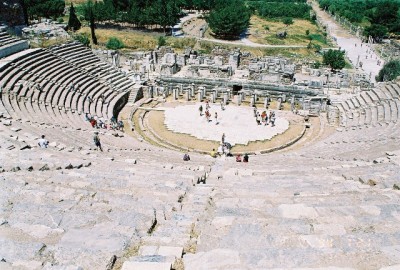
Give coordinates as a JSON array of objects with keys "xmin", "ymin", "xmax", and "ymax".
[{"xmin": 38, "ymin": 135, "xmax": 49, "ymax": 148}]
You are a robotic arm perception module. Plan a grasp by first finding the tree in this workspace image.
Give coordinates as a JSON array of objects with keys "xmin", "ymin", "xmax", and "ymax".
[
  {"xmin": 106, "ymin": 37, "xmax": 124, "ymax": 50},
  {"xmin": 24, "ymin": 0, "xmax": 65, "ymax": 20},
  {"xmin": 323, "ymin": 49, "xmax": 346, "ymax": 71},
  {"xmin": 364, "ymin": 24, "xmax": 388, "ymax": 43},
  {"xmin": 282, "ymin": 17, "xmax": 293, "ymax": 27},
  {"xmin": 19, "ymin": 0, "xmax": 29, "ymax": 25},
  {"xmin": 83, "ymin": 0, "xmax": 97, "ymax": 45},
  {"xmin": 207, "ymin": 0, "xmax": 250, "ymax": 39},
  {"xmin": 67, "ymin": 3, "xmax": 81, "ymax": 31},
  {"xmin": 376, "ymin": 60, "xmax": 400, "ymax": 82}
]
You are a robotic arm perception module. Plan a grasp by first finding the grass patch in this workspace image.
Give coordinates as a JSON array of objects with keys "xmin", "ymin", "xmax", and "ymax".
[
  {"xmin": 77, "ymin": 27, "xmax": 196, "ymax": 52},
  {"xmin": 248, "ymin": 16, "xmax": 331, "ymax": 47}
]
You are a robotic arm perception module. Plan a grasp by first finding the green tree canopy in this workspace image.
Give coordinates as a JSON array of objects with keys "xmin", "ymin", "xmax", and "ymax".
[
  {"xmin": 207, "ymin": 0, "xmax": 250, "ymax": 39},
  {"xmin": 24, "ymin": 0, "xmax": 65, "ymax": 19},
  {"xmin": 282, "ymin": 17, "xmax": 294, "ymax": 26},
  {"xmin": 323, "ymin": 49, "xmax": 346, "ymax": 71},
  {"xmin": 364, "ymin": 24, "xmax": 388, "ymax": 43},
  {"xmin": 67, "ymin": 3, "xmax": 81, "ymax": 31},
  {"xmin": 376, "ymin": 60, "xmax": 400, "ymax": 82}
]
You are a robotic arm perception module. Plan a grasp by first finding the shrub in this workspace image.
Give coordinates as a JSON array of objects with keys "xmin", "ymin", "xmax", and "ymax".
[
  {"xmin": 158, "ymin": 36, "xmax": 167, "ymax": 47},
  {"xmin": 376, "ymin": 60, "xmax": 400, "ymax": 82},
  {"xmin": 106, "ymin": 37, "xmax": 124, "ymax": 50},
  {"xmin": 74, "ymin": 33, "xmax": 90, "ymax": 47}
]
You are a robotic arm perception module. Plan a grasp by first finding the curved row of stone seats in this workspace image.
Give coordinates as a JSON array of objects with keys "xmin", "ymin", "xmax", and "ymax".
[
  {"xmin": 0, "ymin": 47, "xmax": 130, "ymax": 130},
  {"xmin": 183, "ymin": 155, "xmax": 400, "ymax": 270},
  {"xmin": 301, "ymin": 119, "xmax": 400, "ymax": 161},
  {"xmin": 336, "ymin": 82, "xmax": 400, "ymax": 128},
  {"xmin": 0, "ymin": 134, "xmax": 213, "ymax": 269},
  {"xmin": 48, "ymin": 42, "xmax": 135, "ymax": 93},
  {"xmin": 0, "ymin": 29, "xmax": 29, "ymax": 58}
]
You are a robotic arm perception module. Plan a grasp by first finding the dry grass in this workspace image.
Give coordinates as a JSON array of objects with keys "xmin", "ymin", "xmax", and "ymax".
[
  {"xmin": 77, "ymin": 27, "xmax": 197, "ymax": 52},
  {"xmin": 77, "ymin": 27, "xmax": 158, "ymax": 50},
  {"xmin": 248, "ymin": 16, "xmax": 330, "ymax": 47}
]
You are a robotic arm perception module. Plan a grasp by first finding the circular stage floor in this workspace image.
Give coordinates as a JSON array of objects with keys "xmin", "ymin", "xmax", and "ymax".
[{"xmin": 162, "ymin": 103, "xmax": 290, "ymax": 146}]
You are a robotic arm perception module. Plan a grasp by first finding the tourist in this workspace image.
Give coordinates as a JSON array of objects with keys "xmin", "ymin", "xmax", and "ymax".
[
  {"xmin": 256, "ymin": 112, "xmax": 261, "ymax": 125},
  {"xmin": 205, "ymin": 110, "xmax": 211, "ymax": 122},
  {"xmin": 243, "ymin": 153, "xmax": 249, "ymax": 163},
  {"xmin": 38, "ymin": 135, "xmax": 49, "ymax": 148},
  {"xmin": 93, "ymin": 131, "xmax": 103, "ymax": 152},
  {"xmin": 210, "ymin": 148, "xmax": 217, "ymax": 158},
  {"xmin": 261, "ymin": 111, "xmax": 267, "ymax": 124},
  {"xmin": 220, "ymin": 100, "xmax": 224, "ymax": 110},
  {"xmin": 183, "ymin": 152, "xmax": 190, "ymax": 161},
  {"xmin": 199, "ymin": 104, "xmax": 203, "ymax": 116},
  {"xmin": 214, "ymin": 112, "xmax": 218, "ymax": 124},
  {"xmin": 84, "ymin": 113, "xmax": 91, "ymax": 121},
  {"xmin": 217, "ymin": 144, "xmax": 224, "ymax": 156},
  {"xmin": 270, "ymin": 111, "xmax": 276, "ymax": 127},
  {"xmin": 206, "ymin": 100, "xmax": 210, "ymax": 110},
  {"xmin": 89, "ymin": 117, "xmax": 97, "ymax": 128},
  {"xmin": 253, "ymin": 106, "xmax": 257, "ymax": 117},
  {"xmin": 236, "ymin": 154, "xmax": 242, "ymax": 162},
  {"xmin": 221, "ymin": 133, "xmax": 225, "ymax": 144},
  {"xmin": 118, "ymin": 120, "xmax": 124, "ymax": 131},
  {"xmin": 225, "ymin": 146, "xmax": 232, "ymax": 157},
  {"xmin": 98, "ymin": 119, "xmax": 105, "ymax": 129}
]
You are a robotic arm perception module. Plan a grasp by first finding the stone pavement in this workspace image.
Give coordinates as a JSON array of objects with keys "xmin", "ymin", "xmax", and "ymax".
[
  {"xmin": 312, "ymin": 1, "xmax": 384, "ymax": 83},
  {"xmin": 163, "ymin": 103, "xmax": 289, "ymax": 146}
]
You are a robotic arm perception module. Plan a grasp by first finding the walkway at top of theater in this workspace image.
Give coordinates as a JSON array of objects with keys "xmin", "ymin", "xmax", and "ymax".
[{"xmin": 311, "ymin": 1, "xmax": 384, "ymax": 83}]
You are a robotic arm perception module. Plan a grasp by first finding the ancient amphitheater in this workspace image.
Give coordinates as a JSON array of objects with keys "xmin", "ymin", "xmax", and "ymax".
[{"xmin": 1, "ymin": 26, "xmax": 400, "ymax": 270}]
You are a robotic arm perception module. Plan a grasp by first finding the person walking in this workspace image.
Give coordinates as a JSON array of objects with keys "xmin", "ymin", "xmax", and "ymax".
[
  {"xmin": 93, "ymin": 131, "xmax": 103, "ymax": 152},
  {"xmin": 214, "ymin": 112, "xmax": 218, "ymax": 124},
  {"xmin": 199, "ymin": 104, "xmax": 203, "ymax": 116}
]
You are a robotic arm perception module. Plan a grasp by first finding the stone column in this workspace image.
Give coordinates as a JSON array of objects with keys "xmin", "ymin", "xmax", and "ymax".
[
  {"xmin": 185, "ymin": 90, "xmax": 190, "ymax": 101},
  {"xmin": 179, "ymin": 84, "xmax": 183, "ymax": 95},
  {"xmin": 238, "ymin": 93, "xmax": 242, "ymax": 106},
  {"xmin": 277, "ymin": 97, "xmax": 282, "ymax": 110},
  {"xmin": 264, "ymin": 97, "xmax": 268, "ymax": 108},
  {"xmin": 173, "ymin": 89, "xmax": 178, "ymax": 100},
  {"xmin": 223, "ymin": 92, "xmax": 228, "ymax": 105},
  {"xmin": 250, "ymin": 94, "xmax": 255, "ymax": 107},
  {"xmin": 198, "ymin": 91, "xmax": 202, "ymax": 102},
  {"xmin": 291, "ymin": 96, "xmax": 295, "ymax": 111},
  {"xmin": 211, "ymin": 91, "xmax": 216, "ymax": 103},
  {"xmin": 148, "ymin": 87, "xmax": 153, "ymax": 98},
  {"xmin": 191, "ymin": 84, "xmax": 195, "ymax": 98}
]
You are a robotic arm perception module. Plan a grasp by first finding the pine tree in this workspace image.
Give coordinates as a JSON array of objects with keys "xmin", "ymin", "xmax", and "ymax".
[{"xmin": 67, "ymin": 3, "xmax": 81, "ymax": 31}]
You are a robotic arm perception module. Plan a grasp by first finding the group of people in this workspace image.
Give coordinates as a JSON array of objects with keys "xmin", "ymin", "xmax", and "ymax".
[
  {"xmin": 199, "ymin": 100, "xmax": 224, "ymax": 124},
  {"xmin": 85, "ymin": 113, "xmax": 124, "ymax": 131},
  {"xmin": 254, "ymin": 107, "xmax": 276, "ymax": 127}
]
